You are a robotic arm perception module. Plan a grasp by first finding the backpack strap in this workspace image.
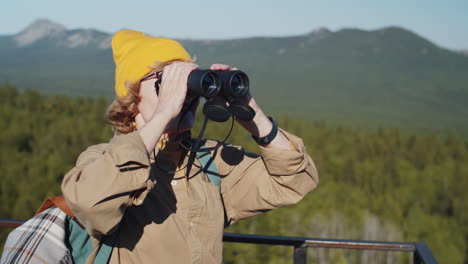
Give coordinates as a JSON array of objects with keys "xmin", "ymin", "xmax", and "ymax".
[
  {"xmin": 35, "ymin": 197, "xmax": 115, "ymax": 263},
  {"xmin": 67, "ymin": 216, "xmax": 116, "ymax": 264},
  {"xmin": 197, "ymin": 144, "xmax": 221, "ymax": 189},
  {"xmin": 93, "ymin": 230, "xmax": 117, "ymax": 263},
  {"xmin": 35, "ymin": 196, "xmax": 75, "ymax": 217}
]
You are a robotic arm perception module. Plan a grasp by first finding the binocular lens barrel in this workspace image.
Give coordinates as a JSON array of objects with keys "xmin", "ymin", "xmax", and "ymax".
[
  {"xmin": 218, "ymin": 71, "xmax": 249, "ymax": 98},
  {"xmin": 187, "ymin": 70, "xmax": 221, "ymax": 97}
]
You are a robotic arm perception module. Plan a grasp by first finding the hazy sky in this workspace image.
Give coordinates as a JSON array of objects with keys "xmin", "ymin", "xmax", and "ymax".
[{"xmin": 2, "ymin": 0, "xmax": 467, "ymax": 50}]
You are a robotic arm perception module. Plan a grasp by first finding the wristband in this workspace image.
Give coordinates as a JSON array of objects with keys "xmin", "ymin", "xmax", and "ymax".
[{"xmin": 251, "ymin": 117, "xmax": 278, "ymax": 146}]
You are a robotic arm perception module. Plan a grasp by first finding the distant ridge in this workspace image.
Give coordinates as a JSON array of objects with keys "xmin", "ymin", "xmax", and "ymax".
[
  {"xmin": 14, "ymin": 19, "xmax": 66, "ymax": 46},
  {"xmin": 1, "ymin": 19, "xmax": 467, "ymax": 133},
  {"xmin": 8, "ymin": 19, "xmax": 111, "ymax": 49}
]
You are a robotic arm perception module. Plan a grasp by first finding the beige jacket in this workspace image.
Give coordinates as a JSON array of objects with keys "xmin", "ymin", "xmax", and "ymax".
[{"xmin": 61, "ymin": 129, "xmax": 318, "ymax": 264}]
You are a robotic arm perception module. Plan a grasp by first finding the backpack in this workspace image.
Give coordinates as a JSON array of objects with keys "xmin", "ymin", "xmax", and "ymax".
[
  {"xmin": 1, "ymin": 148, "xmax": 220, "ymax": 264},
  {"xmin": 1, "ymin": 200, "xmax": 72, "ymax": 264}
]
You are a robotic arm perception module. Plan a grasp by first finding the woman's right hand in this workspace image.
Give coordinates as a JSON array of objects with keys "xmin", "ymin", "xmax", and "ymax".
[
  {"xmin": 137, "ymin": 61, "xmax": 198, "ymax": 153},
  {"xmin": 153, "ymin": 62, "xmax": 199, "ymax": 121}
]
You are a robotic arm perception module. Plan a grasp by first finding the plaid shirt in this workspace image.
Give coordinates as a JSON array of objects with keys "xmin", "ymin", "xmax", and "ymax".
[{"xmin": 1, "ymin": 207, "xmax": 72, "ymax": 264}]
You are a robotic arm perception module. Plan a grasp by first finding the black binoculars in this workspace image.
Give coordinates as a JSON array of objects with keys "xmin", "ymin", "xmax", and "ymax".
[
  {"xmin": 187, "ymin": 69, "xmax": 255, "ymax": 122},
  {"xmin": 187, "ymin": 70, "xmax": 249, "ymax": 98}
]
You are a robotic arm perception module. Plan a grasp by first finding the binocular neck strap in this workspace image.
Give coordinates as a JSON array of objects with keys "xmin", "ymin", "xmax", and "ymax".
[{"xmin": 184, "ymin": 116, "xmax": 209, "ymax": 193}]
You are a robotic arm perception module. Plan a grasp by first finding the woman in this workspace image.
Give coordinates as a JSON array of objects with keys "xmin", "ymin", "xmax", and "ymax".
[{"xmin": 61, "ymin": 29, "xmax": 319, "ymax": 264}]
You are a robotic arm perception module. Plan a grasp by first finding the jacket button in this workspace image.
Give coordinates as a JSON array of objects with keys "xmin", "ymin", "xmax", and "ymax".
[{"xmin": 171, "ymin": 180, "xmax": 177, "ymax": 186}]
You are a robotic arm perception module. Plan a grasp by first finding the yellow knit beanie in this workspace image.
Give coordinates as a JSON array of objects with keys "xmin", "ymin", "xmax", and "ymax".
[{"xmin": 112, "ymin": 29, "xmax": 192, "ymax": 97}]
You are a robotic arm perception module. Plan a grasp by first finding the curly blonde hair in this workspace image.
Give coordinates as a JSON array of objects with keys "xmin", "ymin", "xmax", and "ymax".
[{"xmin": 106, "ymin": 60, "xmax": 185, "ymax": 134}]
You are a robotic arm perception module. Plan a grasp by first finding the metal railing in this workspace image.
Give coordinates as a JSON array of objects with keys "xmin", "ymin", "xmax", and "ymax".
[
  {"xmin": 223, "ymin": 233, "xmax": 438, "ymax": 264},
  {"xmin": 1, "ymin": 219, "xmax": 438, "ymax": 264}
]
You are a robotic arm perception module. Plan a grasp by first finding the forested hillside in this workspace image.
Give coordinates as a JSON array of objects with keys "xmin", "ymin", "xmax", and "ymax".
[
  {"xmin": 0, "ymin": 85, "xmax": 467, "ymax": 263},
  {"xmin": 1, "ymin": 20, "xmax": 468, "ymax": 134}
]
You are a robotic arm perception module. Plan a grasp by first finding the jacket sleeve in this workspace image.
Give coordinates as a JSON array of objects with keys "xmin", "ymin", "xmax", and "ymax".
[
  {"xmin": 61, "ymin": 131, "xmax": 154, "ymax": 237},
  {"xmin": 217, "ymin": 129, "xmax": 319, "ymax": 225}
]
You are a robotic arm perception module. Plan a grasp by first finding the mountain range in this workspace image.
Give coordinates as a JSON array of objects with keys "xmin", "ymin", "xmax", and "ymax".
[{"xmin": 1, "ymin": 19, "xmax": 467, "ymax": 133}]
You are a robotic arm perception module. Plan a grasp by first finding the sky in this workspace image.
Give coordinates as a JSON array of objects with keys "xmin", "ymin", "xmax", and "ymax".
[{"xmin": 1, "ymin": 0, "xmax": 467, "ymax": 50}]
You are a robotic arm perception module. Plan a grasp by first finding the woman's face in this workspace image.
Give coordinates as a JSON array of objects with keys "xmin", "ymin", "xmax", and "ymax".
[{"xmin": 137, "ymin": 77, "xmax": 199, "ymax": 134}]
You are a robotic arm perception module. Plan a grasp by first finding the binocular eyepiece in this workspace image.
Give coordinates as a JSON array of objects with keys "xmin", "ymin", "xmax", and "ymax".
[{"xmin": 186, "ymin": 69, "xmax": 255, "ymax": 122}]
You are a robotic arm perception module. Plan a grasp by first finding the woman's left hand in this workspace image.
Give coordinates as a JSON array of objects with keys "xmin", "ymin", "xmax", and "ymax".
[
  {"xmin": 209, "ymin": 63, "xmax": 237, "ymax": 71},
  {"xmin": 209, "ymin": 64, "xmax": 290, "ymax": 149}
]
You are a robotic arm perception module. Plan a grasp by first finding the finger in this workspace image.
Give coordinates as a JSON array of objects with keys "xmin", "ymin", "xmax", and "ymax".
[
  {"xmin": 210, "ymin": 64, "xmax": 231, "ymax": 71},
  {"xmin": 187, "ymin": 62, "xmax": 200, "ymax": 71},
  {"xmin": 161, "ymin": 62, "xmax": 198, "ymax": 87},
  {"xmin": 179, "ymin": 63, "xmax": 199, "ymax": 83}
]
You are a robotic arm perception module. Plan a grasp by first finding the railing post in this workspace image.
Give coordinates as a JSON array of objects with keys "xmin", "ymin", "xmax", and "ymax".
[
  {"xmin": 413, "ymin": 242, "xmax": 439, "ymax": 264},
  {"xmin": 294, "ymin": 245, "xmax": 307, "ymax": 264},
  {"xmin": 413, "ymin": 251, "xmax": 422, "ymax": 264}
]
